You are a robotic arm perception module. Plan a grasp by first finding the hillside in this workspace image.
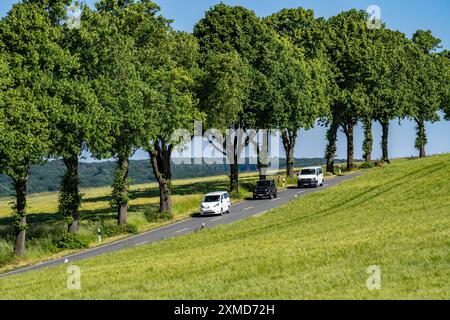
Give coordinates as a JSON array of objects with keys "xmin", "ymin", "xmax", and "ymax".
[
  {"xmin": 0, "ymin": 158, "xmax": 347, "ymax": 197},
  {"xmin": 0, "ymin": 154, "xmax": 449, "ymax": 299}
]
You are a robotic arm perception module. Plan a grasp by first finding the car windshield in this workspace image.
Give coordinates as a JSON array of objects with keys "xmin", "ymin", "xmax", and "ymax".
[
  {"xmin": 256, "ymin": 181, "xmax": 270, "ymax": 187},
  {"xmin": 300, "ymin": 169, "xmax": 316, "ymax": 175},
  {"xmin": 204, "ymin": 195, "xmax": 220, "ymax": 202}
]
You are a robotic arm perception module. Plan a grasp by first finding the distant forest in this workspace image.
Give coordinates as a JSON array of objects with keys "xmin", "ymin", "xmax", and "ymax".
[{"xmin": 0, "ymin": 158, "xmax": 346, "ymax": 197}]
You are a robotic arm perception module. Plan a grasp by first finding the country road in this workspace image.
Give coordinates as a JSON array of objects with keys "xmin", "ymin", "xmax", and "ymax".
[{"xmin": 0, "ymin": 172, "xmax": 361, "ymax": 278}]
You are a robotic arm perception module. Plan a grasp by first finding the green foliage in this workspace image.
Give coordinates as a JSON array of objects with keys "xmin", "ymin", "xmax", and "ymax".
[
  {"xmin": 54, "ymin": 233, "xmax": 89, "ymax": 250},
  {"xmin": 58, "ymin": 165, "xmax": 83, "ymax": 225},
  {"xmin": 199, "ymin": 51, "xmax": 251, "ymax": 129},
  {"xmin": 109, "ymin": 165, "xmax": 129, "ymax": 209},
  {"xmin": 143, "ymin": 206, "xmax": 174, "ymax": 222},
  {"xmin": 412, "ymin": 30, "xmax": 442, "ymax": 54},
  {"xmin": 359, "ymin": 162, "xmax": 375, "ymax": 169},
  {"xmin": 0, "ymin": 0, "xmax": 70, "ymax": 253},
  {"xmin": 101, "ymin": 223, "xmax": 138, "ymax": 237}
]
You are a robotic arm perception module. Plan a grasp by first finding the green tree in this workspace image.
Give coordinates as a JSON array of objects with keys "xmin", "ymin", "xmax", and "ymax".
[
  {"xmin": 265, "ymin": 8, "xmax": 331, "ymax": 178},
  {"xmin": 323, "ymin": 10, "xmax": 372, "ymax": 171},
  {"xmin": 198, "ymin": 50, "xmax": 251, "ymax": 193},
  {"xmin": 194, "ymin": 4, "xmax": 277, "ymax": 192},
  {"xmin": 438, "ymin": 51, "xmax": 450, "ymax": 120},
  {"xmin": 0, "ymin": 2, "xmax": 67, "ymax": 255},
  {"xmin": 367, "ymin": 29, "xmax": 411, "ymax": 163},
  {"xmin": 32, "ymin": 1, "xmax": 107, "ymax": 234},
  {"xmin": 412, "ymin": 30, "xmax": 442, "ymax": 54},
  {"xmin": 409, "ymin": 31, "xmax": 443, "ymax": 157},
  {"xmin": 79, "ymin": 0, "xmax": 166, "ymax": 225},
  {"xmin": 143, "ymin": 31, "xmax": 202, "ymax": 214}
]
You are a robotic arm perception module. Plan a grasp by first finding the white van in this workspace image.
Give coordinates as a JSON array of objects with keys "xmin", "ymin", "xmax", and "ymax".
[
  {"xmin": 298, "ymin": 166, "xmax": 324, "ymax": 188},
  {"xmin": 200, "ymin": 191, "xmax": 231, "ymax": 215}
]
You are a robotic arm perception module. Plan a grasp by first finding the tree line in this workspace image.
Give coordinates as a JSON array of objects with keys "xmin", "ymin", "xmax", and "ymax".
[{"xmin": 0, "ymin": 0, "xmax": 448, "ymax": 255}]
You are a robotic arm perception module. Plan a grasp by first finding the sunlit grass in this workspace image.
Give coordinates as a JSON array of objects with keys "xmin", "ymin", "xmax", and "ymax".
[{"xmin": 0, "ymin": 154, "xmax": 448, "ymax": 299}]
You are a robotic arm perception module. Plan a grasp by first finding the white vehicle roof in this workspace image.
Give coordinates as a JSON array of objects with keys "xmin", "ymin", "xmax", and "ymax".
[
  {"xmin": 301, "ymin": 166, "xmax": 322, "ymax": 170},
  {"xmin": 204, "ymin": 191, "xmax": 228, "ymax": 196}
]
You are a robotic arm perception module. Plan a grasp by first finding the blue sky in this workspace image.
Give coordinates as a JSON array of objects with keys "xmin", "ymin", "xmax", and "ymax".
[{"xmin": 1, "ymin": 0, "xmax": 449, "ymax": 161}]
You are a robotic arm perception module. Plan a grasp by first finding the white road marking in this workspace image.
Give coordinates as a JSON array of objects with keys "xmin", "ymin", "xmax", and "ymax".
[
  {"xmin": 175, "ymin": 227, "xmax": 190, "ymax": 234},
  {"xmin": 134, "ymin": 241, "xmax": 149, "ymax": 246},
  {"xmin": 243, "ymin": 206, "xmax": 254, "ymax": 211},
  {"xmin": 270, "ymin": 198, "xmax": 280, "ymax": 202},
  {"xmin": 253, "ymin": 210, "xmax": 267, "ymax": 217},
  {"xmin": 210, "ymin": 217, "xmax": 222, "ymax": 222},
  {"xmin": 297, "ymin": 190, "xmax": 305, "ymax": 194}
]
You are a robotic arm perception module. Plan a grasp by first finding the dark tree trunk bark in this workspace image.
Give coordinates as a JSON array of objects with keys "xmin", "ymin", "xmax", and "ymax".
[
  {"xmin": 62, "ymin": 156, "xmax": 80, "ymax": 233},
  {"xmin": 281, "ymin": 128, "xmax": 297, "ymax": 179},
  {"xmin": 229, "ymin": 162, "xmax": 239, "ymax": 193},
  {"xmin": 13, "ymin": 175, "xmax": 28, "ymax": 256},
  {"xmin": 363, "ymin": 118, "xmax": 373, "ymax": 163},
  {"xmin": 227, "ymin": 131, "xmax": 241, "ymax": 194},
  {"xmin": 343, "ymin": 124, "xmax": 355, "ymax": 171},
  {"xmin": 415, "ymin": 118, "xmax": 426, "ymax": 158},
  {"xmin": 326, "ymin": 121, "xmax": 339, "ymax": 173},
  {"xmin": 149, "ymin": 140, "xmax": 173, "ymax": 214},
  {"xmin": 380, "ymin": 120, "xmax": 390, "ymax": 163},
  {"xmin": 117, "ymin": 155, "xmax": 129, "ymax": 226},
  {"xmin": 257, "ymin": 130, "xmax": 269, "ymax": 181}
]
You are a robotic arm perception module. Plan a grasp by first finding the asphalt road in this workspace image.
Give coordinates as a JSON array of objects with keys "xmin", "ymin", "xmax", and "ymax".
[{"xmin": 0, "ymin": 172, "xmax": 361, "ymax": 278}]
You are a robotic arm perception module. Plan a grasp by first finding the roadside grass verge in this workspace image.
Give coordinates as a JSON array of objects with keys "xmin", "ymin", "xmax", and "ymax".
[{"xmin": 0, "ymin": 154, "xmax": 447, "ymax": 299}]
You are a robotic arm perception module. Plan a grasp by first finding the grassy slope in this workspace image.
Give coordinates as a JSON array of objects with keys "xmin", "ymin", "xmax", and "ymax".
[{"xmin": 0, "ymin": 155, "xmax": 449, "ymax": 299}]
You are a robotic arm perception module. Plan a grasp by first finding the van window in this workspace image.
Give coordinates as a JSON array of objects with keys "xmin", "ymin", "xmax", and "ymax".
[
  {"xmin": 300, "ymin": 169, "xmax": 316, "ymax": 175},
  {"xmin": 204, "ymin": 195, "xmax": 220, "ymax": 202},
  {"xmin": 223, "ymin": 193, "xmax": 229, "ymax": 199}
]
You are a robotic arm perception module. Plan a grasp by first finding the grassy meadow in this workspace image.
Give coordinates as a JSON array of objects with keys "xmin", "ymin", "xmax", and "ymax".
[{"xmin": 0, "ymin": 154, "xmax": 448, "ymax": 299}]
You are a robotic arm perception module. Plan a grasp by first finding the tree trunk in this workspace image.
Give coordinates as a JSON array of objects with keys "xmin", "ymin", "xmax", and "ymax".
[
  {"xmin": 13, "ymin": 175, "xmax": 28, "ymax": 256},
  {"xmin": 229, "ymin": 162, "xmax": 239, "ymax": 193},
  {"xmin": 380, "ymin": 120, "xmax": 390, "ymax": 163},
  {"xmin": 343, "ymin": 124, "xmax": 355, "ymax": 171},
  {"xmin": 281, "ymin": 128, "xmax": 297, "ymax": 179},
  {"xmin": 62, "ymin": 156, "xmax": 80, "ymax": 233},
  {"xmin": 415, "ymin": 118, "xmax": 426, "ymax": 158},
  {"xmin": 363, "ymin": 118, "xmax": 373, "ymax": 163},
  {"xmin": 257, "ymin": 130, "xmax": 269, "ymax": 180},
  {"xmin": 226, "ymin": 131, "xmax": 241, "ymax": 194},
  {"xmin": 117, "ymin": 155, "xmax": 129, "ymax": 226},
  {"xmin": 326, "ymin": 121, "xmax": 339, "ymax": 173},
  {"xmin": 149, "ymin": 140, "xmax": 173, "ymax": 214}
]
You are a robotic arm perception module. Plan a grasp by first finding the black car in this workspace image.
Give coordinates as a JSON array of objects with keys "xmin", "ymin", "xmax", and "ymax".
[{"xmin": 253, "ymin": 180, "xmax": 277, "ymax": 199}]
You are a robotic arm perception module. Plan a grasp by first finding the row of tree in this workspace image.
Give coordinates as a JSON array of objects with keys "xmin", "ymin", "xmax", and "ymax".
[{"xmin": 0, "ymin": 0, "xmax": 448, "ymax": 255}]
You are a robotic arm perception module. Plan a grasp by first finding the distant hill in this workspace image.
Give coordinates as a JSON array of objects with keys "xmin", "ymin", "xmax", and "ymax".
[{"xmin": 0, "ymin": 157, "xmax": 346, "ymax": 197}]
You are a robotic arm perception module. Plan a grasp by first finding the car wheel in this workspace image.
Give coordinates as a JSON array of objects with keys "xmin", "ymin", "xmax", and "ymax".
[
  {"xmin": 274, "ymin": 192, "xmax": 277, "ymax": 198},
  {"xmin": 227, "ymin": 206, "xmax": 230, "ymax": 214},
  {"xmin": 220, "ymin": 208, "xmax": 223, "ymax": 216}
]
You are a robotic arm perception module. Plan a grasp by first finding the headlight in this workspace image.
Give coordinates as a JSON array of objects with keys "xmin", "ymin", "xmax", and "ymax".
[{"xmin": 214, "ymin": 203, "xmax": 219, "ymax": 207}]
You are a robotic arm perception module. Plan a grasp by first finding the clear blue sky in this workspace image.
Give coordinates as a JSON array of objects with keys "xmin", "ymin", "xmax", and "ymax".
[{"xmin": 1, "ymin": 0, "xmax": 449, "ymax": 161}]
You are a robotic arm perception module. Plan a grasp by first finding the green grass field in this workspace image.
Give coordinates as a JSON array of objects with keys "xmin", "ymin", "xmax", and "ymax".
[{"xmin": 0, "ymin": 154, "xmax": 448, "ymax": 299}]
